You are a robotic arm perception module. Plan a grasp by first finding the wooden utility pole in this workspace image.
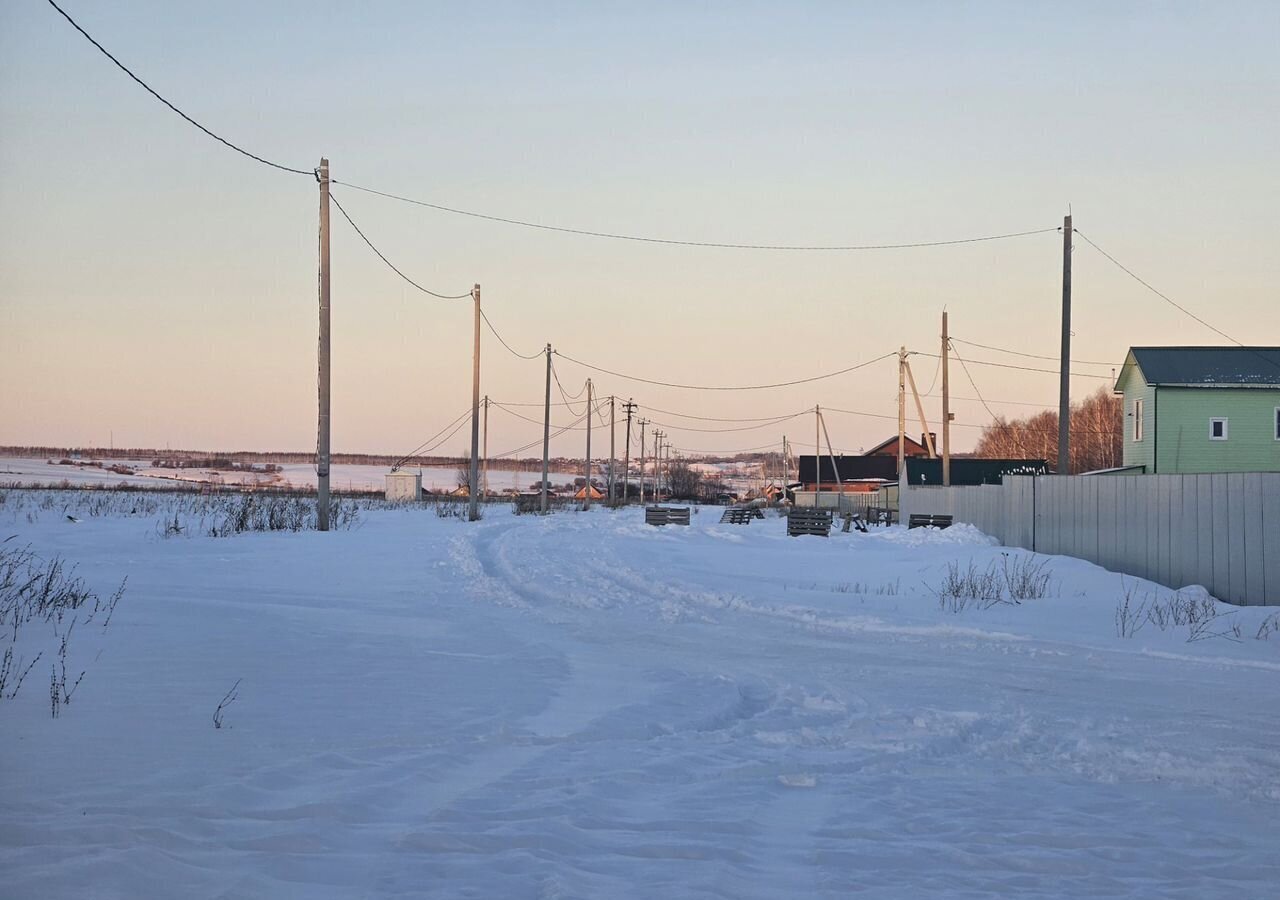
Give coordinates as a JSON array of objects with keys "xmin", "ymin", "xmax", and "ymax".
[
  {"xmin": 468, "ymin": 284, "xmax": 482, "ymax": 521},
  {"xmin": 622, "ymin": 400, "xmax": 635, "ymax": 504},
  {"xmin": 942, "ymin": 312, "xmax": 951, "ymax": 486},
  {"xmin": 814, "ymin": 406, "xmax": 821, "ymax": 500},
  {"xmin": 819, "ymin": 408, "xmax": 842, "ymax": 485},
  {"xmin": 541, "ymin": 343, "xmax": 552, "ymax": 514},
  {"xmin": 317, "ymin": 157, "xmax": 331, "ymax": 532},
  {"xmin": 583, "ymin": 379, "xmax": 593, "ymax": 509},
  {"xmin": 652, "ymin": 430, "xmax": 663, "ymax": 499},
  {"xmin": 903, "ymin": 358, "xmax": 936, "ymax": 457},
  {"xmin": 638, "ymin": 419, "xmax": 647, "ymax": 504},
  {"xmin": 482, "ymin": 395, "xmax": 490, "ymax": 496},
  {"xmin": 1058, "ymin": 213, "xmax": 1073, "ymax": 475},
  {"xmin": 897, "ymin": 346, "xmax": 907, "ymax": 477},
  {"xmin": 608, "ymin": 396, "xmax": 616, "ymax": 506}
]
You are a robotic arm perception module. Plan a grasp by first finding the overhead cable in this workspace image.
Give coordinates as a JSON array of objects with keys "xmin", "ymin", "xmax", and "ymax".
[
  {"xmin": 553, "ymin": 350, "xmax": 895, "ymax": 391},
  {"xmin": 950, "ymin": 337, "xmax": 1118, "ymax": 367},
  {"xmin": 482, "ymin": 310, "xmax": 543, "ymax": 359},
  {"xmin": 329, "ymin": 192, "xmax": 473, "ymax": 299},
  {"xmin": 45, "ymin": 0, "xmax": 312, "ymax": 176},
  {"xmin": 911, "ymin": 351, "xmax": 1114, "ymax": 380},
  {"xmin": 330, "ymin": 180, "xmax": 1058, "ymax": 251}
]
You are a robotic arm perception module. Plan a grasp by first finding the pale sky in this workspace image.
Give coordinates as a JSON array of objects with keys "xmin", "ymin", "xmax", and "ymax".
[{"xmin": 1, "ymin": 1, "xmax": 1277, "ymax": 458}]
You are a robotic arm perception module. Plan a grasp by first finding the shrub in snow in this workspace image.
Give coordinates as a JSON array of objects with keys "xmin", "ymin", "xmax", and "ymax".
[
  {"xmin": 0, "ymin": 544, "xmax": 125, "ymax": 712},
  {"xmin": 930, "ymin": 553, "xmax": 1057, "ymax": 613}
]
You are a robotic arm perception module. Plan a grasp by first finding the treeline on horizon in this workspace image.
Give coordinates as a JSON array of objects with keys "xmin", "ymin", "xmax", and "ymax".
[{"xmin": 0, "ymin": 446, "xmax": 780, "ymax": 468}]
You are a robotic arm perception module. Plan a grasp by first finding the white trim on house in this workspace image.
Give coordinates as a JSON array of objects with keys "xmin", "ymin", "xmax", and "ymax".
[
  {"xmin": 1133, "ymin": 398, "xmax": 1144, "ymax": 441},
  {"xmin": 1209, "ymin": 417, "xmax": 1229, "ymax": 441}
]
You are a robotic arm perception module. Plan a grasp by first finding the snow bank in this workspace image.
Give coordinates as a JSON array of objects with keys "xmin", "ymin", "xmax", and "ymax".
[{"xmin": 1, "ymin": 494, "xmax": 1277, "ymax": 898}]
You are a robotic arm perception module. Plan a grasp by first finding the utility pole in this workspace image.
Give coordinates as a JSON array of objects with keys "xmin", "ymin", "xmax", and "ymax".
[
  {"xmin": 541, "ymin": 344, "xmax": 552, "ymax": 514},
  {"xmin": 652, "ymin": 430, "xmax": 663, "ymax": 500},
  {"xmin": 622, "ymin": 401, "xmax": 636, "ymax": 504},
  {"xmin": 482, "ymin": 395, "xmax": 490, "ymax": 497},
  {"xmin": 814, "ymin": 406, "xmax": 821, "ymax": 500},
  {"xmin": 942, "ymin": 312, "xmax": 952, "ymax": 486},
  {"xmin": 903, "ymin": 358, "xmax": 936, "ymax": 457},
  {"xmin": 638, "ymin": 419, "xmax": 647, "ymax": 504},
  {"xmin": 317, "ymin": 157, "xmax": 331, "ymax": 532},
  {"xmin": 897, "ymin": 346, "xmax": 907, "ymax": 478},
  {"xmin": 468, "ymin": 284, "xmax": 482, "ymax": 522},
  {"xmin": 583, "ymin": 379, "xmax": 593, "ymax": 509},
  {"xmin": 608, "ymin": 396, "xmax": 616, "ymax": 506},
  {"xmin": 1058, "ymin": 213, "xmax": 1073, "ymax": 476}
]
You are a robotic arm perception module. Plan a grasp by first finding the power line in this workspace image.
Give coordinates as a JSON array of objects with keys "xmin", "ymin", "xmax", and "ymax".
[
  {"xmin": 671, "ymin": 440, "xmax": 782, "ymax": 456},
  {"xmin": 645, "ymin": 412, "xmax": 807, "ymax": 434},
  {"xmin": 947, "ymin": 342, "xmax": 1001, "ymax": 419},
  {"xmin": 45, "ymin": 0, "xmax": 311, "ymax": 177},
  {"xmin": 481, "ymin": 310, "xmax": 543, "ymax": 360},
  {"xmin": 492, "ymin": 402, "xmax": 588, "ymax": 432},
  {"xmin": 328, "ymin": 192, "xmax": 473, "ymax": 300},
  {"xmin": 639, "ymin": 403, "xmax": 812, "ymax": 423},
  {"xmin": 491, "ymin": 411, "xmax": 589, "ymax": 459},
  {"xmin": 553, "ymin": 349, "xmax": 896, "ymax": 391},
  {"xmin": 331, "ymin": 181, "xmax": 1058, "ymax": 251},
  {"xmin": 1074, "ymin": 230, "xmax": 1243, "ymax": 347},
  {"xmin": 950, "ymin": 337, "xmax": 1117, "ymax": 367},
  {"xmin": 390, "ymin": 407, "xmax": 473, "ymax": 469},
  {"xmin": 910, "ymin": 351, "xmax": 1114, "ymax": 380}
]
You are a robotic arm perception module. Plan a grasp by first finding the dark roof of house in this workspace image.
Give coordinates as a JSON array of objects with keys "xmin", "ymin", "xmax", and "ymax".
[
  {"xmin": 863, "ymin": 434, "xmax": 934, "ymax": 456},
  {"xmin": 1121, "ymin": 347, "xmax": 1280, "ymax": 388},
  {"xmin": 797, "ymin": 455, "xmax": 1048, "ymax": 485},
  {"xmin": 904, "ymin": 458, "xmax": 1049, "ymax": 485},
  {"xmin": 797, "ymin": 455, "xmax": 898, "ymax": 484}
]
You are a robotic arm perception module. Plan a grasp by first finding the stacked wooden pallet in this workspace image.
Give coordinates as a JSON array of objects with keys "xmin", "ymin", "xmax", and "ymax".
[
  {"xmin": 787, "ymin": 507, "xmax": 833, "ymax": 537},
  {"xmin": 646, "ymin": 506, "xmax": 692, "ymax": 526}
]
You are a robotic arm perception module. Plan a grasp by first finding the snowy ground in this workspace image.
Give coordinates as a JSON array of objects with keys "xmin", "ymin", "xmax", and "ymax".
[{"xmin": 1, "ymin": 494, "xmax": 1278, "ymax": 898}]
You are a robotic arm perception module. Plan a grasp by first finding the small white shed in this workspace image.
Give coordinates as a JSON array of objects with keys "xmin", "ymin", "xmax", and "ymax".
[{"xmin": 385, "ymin": 470, "xmax": 422, "ymax": 502}]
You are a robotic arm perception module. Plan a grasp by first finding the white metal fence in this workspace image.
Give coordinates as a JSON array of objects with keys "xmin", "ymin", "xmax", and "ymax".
[{"xmin": 900, "ymin": 474, "xmax": 1280, "ymax": 606}]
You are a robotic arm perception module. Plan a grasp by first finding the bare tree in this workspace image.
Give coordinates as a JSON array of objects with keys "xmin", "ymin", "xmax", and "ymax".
[{"xmin": 974, "ymin": 387, "xmax": 1121, "ymax": 473}]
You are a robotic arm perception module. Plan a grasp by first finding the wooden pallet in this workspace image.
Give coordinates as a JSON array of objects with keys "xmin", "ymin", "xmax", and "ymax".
[
  {"xmin": 720, "ymin": 508, "xmax": 755, "ymax": 524},
  {"xmin": 646, "ymin": 506, "xmax": 691, "ymax": 526},
  {"xmin": 787, "ymin": 508, "xmax": 833, "ymax": 537},
  {"xmin": 908, "ymin": 514, "xmax": 954, "ymax": 530}
]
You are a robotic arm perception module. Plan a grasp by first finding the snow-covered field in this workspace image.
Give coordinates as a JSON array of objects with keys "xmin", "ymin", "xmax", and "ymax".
[
  {"xmin": 2, "ymin": 491, "xmax": 1278, "ymax": 898},
  {"xmin": 0, "ymin": 457, "xmax": 574, "ymax": 493}
]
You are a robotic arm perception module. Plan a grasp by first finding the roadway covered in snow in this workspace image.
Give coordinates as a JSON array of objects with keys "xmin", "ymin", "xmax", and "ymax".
[{"xmin": 1, "ymin": 497, "xmax": 1277, "ymax": 898}]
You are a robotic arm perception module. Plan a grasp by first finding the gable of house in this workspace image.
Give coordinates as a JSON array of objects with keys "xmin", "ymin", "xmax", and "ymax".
[{"xmin": 1116, "ymin": 346, "xmax": 1280, "ymax": 474}]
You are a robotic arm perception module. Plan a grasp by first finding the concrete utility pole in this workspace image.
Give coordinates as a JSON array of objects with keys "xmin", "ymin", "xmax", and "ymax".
[
  {"xmin": 317, "ymin": 157, "xmax": 331, "ymax": 532},
  {"xmin": 1058, "ymin": 213, "xmax": 1073, "ymax": 475},
  {"xmin": 622, "ymin": 400, "xmax": 636, "ymax": 504},
  {"xmin": 468, "ymin": 284, "xmax": 482, "ymax": 522},
  {"xmin": 897, "ymin": 346, "xmax": 907, "ymax": 478},
  {"xmin": 608, "ymin": 396, "xmax": 616, "ymax": 506},
  {"xmin": 541, "ymin": 343, "xmax": 552, "ymax": 514},
  {"xmin": 637, "ymin": 419, "xmax": 647, "ymax": 504},
  {"xmin": 942, "ymin": 312, "xmax": 952, "ymax": 486},
  {"xmin": 583, "ymin": 379, "xmax": 593, "ymax": 509},
  {"xmin": 482, "ymin": 395, "xmax": 490, "ymax": 496}
]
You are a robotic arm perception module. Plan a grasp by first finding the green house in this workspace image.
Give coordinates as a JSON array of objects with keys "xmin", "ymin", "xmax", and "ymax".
[{"xmin": 1114, "ymin": 346, "xmax": 1280, "ymax": 474}]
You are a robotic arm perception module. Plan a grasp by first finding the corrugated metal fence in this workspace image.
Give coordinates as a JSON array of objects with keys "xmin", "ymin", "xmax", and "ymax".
[{"xmin": 900, "ymin": 474, "xmax": 1280, "ymax": 606}]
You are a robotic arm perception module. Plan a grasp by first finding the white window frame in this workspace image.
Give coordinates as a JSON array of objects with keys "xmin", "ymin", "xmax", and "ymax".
[
  {"xmin": 1132, "ymin": 398, "xmax": 1144, "ymax": 441},
  {"xmin": 1274, "ymin": 407, "xmax": 1279, "ymax": 441},
  {"xmin": 1209, "ymin": 417, "xmax": 1229, "ymax": 441}
]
